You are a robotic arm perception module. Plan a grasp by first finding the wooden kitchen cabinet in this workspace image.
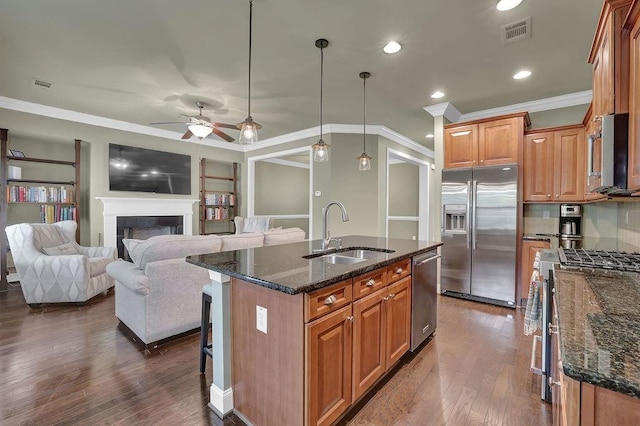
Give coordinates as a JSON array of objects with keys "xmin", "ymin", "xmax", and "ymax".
[
  {"xmin": 352, "ymin": 269, "xmax": 411, "ymax": 401},
  {"xmin": 444, "ymin": 113, "xmax": 530, "ymax": 169},
  {"xmin": 627, "ymin": 1, "xmax": 640, "ymax": 191},
  {"xmin": 519, "ymin": 240, "xmax": 550, "ymax": 305},
  {"xmin": 523, "ymin": 125, "xmax": 585, "ymax": 202},
  {"xmin": 306, "ymin": 304, "xmax": 353, "ymax": 426}
]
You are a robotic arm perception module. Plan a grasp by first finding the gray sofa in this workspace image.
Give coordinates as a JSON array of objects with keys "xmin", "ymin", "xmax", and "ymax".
[{"xmin": 105, "ymin": 227, "xmax": 305, "ymax": 347}]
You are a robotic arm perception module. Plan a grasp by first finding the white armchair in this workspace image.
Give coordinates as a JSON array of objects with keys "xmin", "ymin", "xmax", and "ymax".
[{"xmin": 5, "ymin": 221, "xmax": 116, "ymax": 308}]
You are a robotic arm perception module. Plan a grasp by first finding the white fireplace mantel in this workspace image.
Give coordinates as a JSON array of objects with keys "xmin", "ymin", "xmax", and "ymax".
[{"xmin": 97, "ymin": 197, "xmax": 198, "ymax": 248}]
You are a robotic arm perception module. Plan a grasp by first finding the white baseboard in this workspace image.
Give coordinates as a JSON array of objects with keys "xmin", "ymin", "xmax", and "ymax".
[{"xmin": 209, "ymin": 383, "xmax": 233, "ymax": 418}]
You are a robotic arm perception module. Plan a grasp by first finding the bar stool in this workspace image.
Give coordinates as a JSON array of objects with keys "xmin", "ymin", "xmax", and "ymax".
[{"xmin": 200, "ymin": 282, "xmax": 213, "ymax": 373}]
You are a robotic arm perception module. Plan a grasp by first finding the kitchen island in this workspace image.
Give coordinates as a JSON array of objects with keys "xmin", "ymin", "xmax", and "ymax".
[
  {"xmin": 187, "ymin": 235, "xmax": 442, "ymax": 426},
  {"xmin": 552, "ymin": 269, "xmax": 640, "ymax": 425}
]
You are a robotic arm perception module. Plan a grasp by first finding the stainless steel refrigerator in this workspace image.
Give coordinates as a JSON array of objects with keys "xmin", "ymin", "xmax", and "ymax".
[{"xmin": 441, "ymin": 165, "xmax": 517, "ymax": 307}]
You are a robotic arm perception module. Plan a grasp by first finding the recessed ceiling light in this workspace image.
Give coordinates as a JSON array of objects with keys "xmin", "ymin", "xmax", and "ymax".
[
  {"xmin": 383, "ymin": 41, "xmax": 402, "ymax": 54},
  {"xmin": 431, "ymin": 91, "xmax": 445, "ymax": 99},
  {"xmin": 496, "ymin": 0, "xmax": 523, "ymax": 11},
  {"xmin": 513, "ymin": 70, "xmax": 532, "ymax": 79},
  {"xmin": 426, "ymin": 134, "xmax": 434, "ymax": 138}
]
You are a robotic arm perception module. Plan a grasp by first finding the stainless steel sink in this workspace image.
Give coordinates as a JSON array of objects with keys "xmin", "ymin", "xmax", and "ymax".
[
  {"xmin": 304, "ymin": 247, "xmax": 395, "ymax": 264},
  {"xmin": 318, "ymin": 254, "xmax": 367, "ymax": 264}
]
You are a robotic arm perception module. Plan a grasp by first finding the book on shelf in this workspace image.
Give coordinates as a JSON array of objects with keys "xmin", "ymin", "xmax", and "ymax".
[
  {"xmin": 40, "ymin": 205, "xmax": 76, "ymax": 223},
  {"xmin": 204, "ymin": 193, "xmax": 235, "ymax": 206},
  {"xmin": 7, "ymin": 185, "xmax": 74, "ymax": 203},
  {"xmin": 205, "ymin": 206, "xmax": 231, "ymax": 220}
]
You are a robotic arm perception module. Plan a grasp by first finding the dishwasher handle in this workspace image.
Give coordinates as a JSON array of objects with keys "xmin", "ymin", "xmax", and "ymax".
[{"xmin": 414, "ymin": 254, "xmax": 441, "ymax": 266}]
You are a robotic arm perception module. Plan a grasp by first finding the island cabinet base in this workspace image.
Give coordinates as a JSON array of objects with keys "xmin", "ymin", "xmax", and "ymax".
[{"xmin": 231, "ymin": 278, "xmax": 305, "ymax": 426}]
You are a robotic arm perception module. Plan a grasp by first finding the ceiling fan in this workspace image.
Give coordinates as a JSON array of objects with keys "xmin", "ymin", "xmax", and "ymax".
[{"xmin": 150, "ymin": 102, "xmax": 238, "ymax": 142}]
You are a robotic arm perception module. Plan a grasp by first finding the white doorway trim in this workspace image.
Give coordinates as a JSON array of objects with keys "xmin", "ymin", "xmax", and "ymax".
[
  {"xmin": 247, "ymin": 146, "xmax": 313, "ymax": 236},
  {"xmin": 385, "ymin": 148, "xmax": 431, "ymax": 241}
]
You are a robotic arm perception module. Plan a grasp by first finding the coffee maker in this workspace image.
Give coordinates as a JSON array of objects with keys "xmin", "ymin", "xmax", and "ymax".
[{"xmin": 559, "ymin": 204, "xmax": 582, "ymax": 249}]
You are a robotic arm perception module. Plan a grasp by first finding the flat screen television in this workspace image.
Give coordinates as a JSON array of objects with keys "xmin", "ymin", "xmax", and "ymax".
[{"xmin": 109, "ymin": 143, "xmax": 191, "ymax": 195}]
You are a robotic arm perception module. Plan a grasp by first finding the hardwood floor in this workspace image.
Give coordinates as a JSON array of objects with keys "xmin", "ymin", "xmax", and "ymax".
[{"xmin": 0, "ymin": 284, "xmax": 551, "ymax": 425}]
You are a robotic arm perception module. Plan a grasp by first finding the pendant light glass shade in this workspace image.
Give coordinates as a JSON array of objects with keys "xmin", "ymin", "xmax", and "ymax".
[
  {"xmin": 357, "ymin": 71, "xmax": 372, "ymax": 171},
  {"xmin": 237, "ymin": 0, "xmax": 261, "ymax": 145},
  {"xmin": 313, "ymin": 39, "xmax": 330, "ymax": 162}
]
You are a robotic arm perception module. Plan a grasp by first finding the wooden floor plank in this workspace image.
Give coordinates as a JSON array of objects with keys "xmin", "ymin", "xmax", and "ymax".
[{"xmin": 0, "ymin": 284, "xmax": 551, "ymax": 426}]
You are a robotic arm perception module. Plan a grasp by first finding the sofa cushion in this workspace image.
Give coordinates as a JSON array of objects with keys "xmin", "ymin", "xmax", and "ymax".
[
  {"xmin": 42, "ymin": 242, "xmax": 80, "ymax": 256},
  {"xmin": 106, "ymin": 260, "xmax": 150, "ymax": 295},
  {"xmin": 88, "ymin": 257, "xmax": 114, "ymax": 277},
  {"xmin": 263, "ymin": 227, "xmax": 306, "ymax": 246},
  {"xmin": 127, "ymin": 234, "xmax": 223, "ymax": 270},
  {"xmin": 220, "ymin": 232, "xmax": 264, "ymax": 251}
]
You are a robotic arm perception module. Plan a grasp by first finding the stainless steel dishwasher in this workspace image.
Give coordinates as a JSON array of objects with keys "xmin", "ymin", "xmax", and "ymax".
[{"xmin": 411, "ymin": 250, "xmax": 440, "ymax": 351}]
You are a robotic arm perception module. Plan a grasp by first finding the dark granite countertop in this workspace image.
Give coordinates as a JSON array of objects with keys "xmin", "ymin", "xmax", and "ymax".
[
  {"xmin": 186, "ymin": 235, "xmax": 442, "ymax": 295},
  {"xmin": 554, "ymin": 269, "xmax": 640, "ymax": 398}
]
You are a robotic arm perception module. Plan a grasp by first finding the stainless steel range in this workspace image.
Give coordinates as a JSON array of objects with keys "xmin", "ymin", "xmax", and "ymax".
[{"xmin": 536, "ymin": 247, "xmax": 640, "ymax": 402}]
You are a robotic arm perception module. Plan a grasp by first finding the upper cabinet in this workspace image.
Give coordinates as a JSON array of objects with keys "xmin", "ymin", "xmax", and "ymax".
[
  {"xmin": 444, "ymin": 113, "xmax": 530, "ymax": 169},
  {"xmin": 523, "ymin": 126, "xmax": 585, "ymax": 202},
  {"xmin": 626, "ymin": 1, "xmax": 640, "ymax": 191},
  {"xmin": 588, "ymin": 0, "xmax": 632, "ymax": 117}
]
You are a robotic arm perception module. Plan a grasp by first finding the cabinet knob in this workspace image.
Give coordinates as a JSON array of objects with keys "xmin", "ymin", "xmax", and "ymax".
[
  {"xmin": 547, "ymin": 194, "xmax": 551, "ymax": 198},
  {"xmin": 346, "ymin": 316, "xmax": 354, "ymax": 323},
  {"xmin": 480, "ymin": 160, "xmax": 484, "ymax": 163},
  {"xmin": 548, "ymin": 323, "xmax": 558, "ymax": 335},
  {"xmin": 395, "ymin": 267, "xmax": 404, "ymax": 275},
  {"xmin": 324, "ymin": 295, "xmax": 338, "ymax": 305},
  {"xmin": 388, "ymin": 293, "xmax": 396, "ymax": 299},
  {"xmin": 366, "ymin": 279, "xmax": 376, "ymax": 287},
  {"xmin": 555, "ymin": 194, "xmax": 559, "ymax": 198}
]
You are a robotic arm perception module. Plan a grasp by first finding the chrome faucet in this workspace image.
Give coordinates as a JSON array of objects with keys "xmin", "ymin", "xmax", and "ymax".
[{"xmin": 317, "ymin": 201, "xmax": 349, "ymax": 252}]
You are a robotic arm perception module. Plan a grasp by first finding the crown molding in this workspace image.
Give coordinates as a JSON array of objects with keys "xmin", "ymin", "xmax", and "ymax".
[
  {"xmin": 0, "ymin": 96, "xmax": 244, "ymax": 151},
  {"xmin": 249, "ymin": 123, "xmax": 434, "ymax": 159},
  {"xmin": 458, "ymin": 90, "xmax": 593, "ymax": 122},
  {"xmin": 423, "ymin": 102, "xmax": 462, "ymax": 122}
]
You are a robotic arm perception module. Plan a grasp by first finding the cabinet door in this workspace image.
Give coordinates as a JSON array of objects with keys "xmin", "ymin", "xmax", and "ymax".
[
  {"xmin": 478, "ymin": 118, "xmax": 519, "ymax": 166},
  {"xmin": 352, "ymin": 288, "xmax": 386, "ymax": 400},
  {"xmin": 306, "ymin": 305, "xmax": 353, "ymax": 426},
  {"xmin": 519, "ymin": 240, "xmax": 549, "ymax": 304},
  {"xmin": 384, "ymin": 276, "xmax": 411, "ymax": 368},
  {"xmin": 629, "ymin": 16, "xmax": 640, "ymax": 191},
  {"xmin": 553, "ymin": 128, "xmax": 585, "ymax": 201},
  {"xmin": 594, "ymin": 29, "xmax": 613, "ymax": 117},
  {"xmin": 523, "ymin": 133, "xmax": 555, "ymax": 202},
  {"xmin": 444, "ymin": 124, "xmax": 477, "ymax": 169}
]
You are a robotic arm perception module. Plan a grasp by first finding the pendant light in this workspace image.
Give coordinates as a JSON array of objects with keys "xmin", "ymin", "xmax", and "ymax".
[
  {"xmin": 237, "ymin": 0, "xmax": 262, "ymax": 145},
  {"xmin": 312, "ymin": 39, "xmax": 330, "ymax": 162},
  {"xmin": 357, "ymin": 72, "xmax": 372, "ymax": 171}
]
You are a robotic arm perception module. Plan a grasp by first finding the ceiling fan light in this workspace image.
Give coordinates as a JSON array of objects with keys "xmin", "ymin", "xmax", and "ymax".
[
  {"xmin": 312, "ymin": 139, "xmax": 330, "ymax": 162},
  {"xmin": 357, "ymin": 152, "xmax": 372, "ymax": 171},
  {"xmin": 188, "ymin": 123, "xmax": 213, "ymax": 139},
  {"xmin": 496, "ymin": 0, "xmax": 522, "ymax": 11},
  {"xmin": 239, "ymin": 117, "xmax": 260, "ymax": 145}
]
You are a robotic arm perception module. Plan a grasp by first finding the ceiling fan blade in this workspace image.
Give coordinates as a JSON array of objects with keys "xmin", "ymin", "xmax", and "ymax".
[
  {"xmin": 181, "ymin": 130, "xmax": 193, "ymax": 140},
  {"xmin": 212, "ymin": 128, "xmax": 235, "ymax": 142},
  {"xmin": 149, "ymin": 121, "xmax": 188, "ymax": 125},
  {"xmin": 213, "ymin": 122, "xmax": 240, "ymax": 130}
]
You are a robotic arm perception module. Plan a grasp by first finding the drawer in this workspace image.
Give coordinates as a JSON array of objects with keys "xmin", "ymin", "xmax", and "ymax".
[
  {"xmin": 305, "ymin": 279, "xmax": 353, "ymax": 322},
  {"xmin": 387, "ymin": 259, "xmax": 411, "ymax": 283},
  {"xmin": 353, "ymin": 268, "xmax": 387, "ymax": 300}
]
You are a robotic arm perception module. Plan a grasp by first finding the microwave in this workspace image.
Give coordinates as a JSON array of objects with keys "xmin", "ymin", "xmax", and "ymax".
[{"xmin": 587, "ymin": 113, "xmax": 629, "ymax": 195}]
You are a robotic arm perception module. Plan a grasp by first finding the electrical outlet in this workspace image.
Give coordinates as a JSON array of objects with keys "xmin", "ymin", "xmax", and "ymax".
[
  {"xmin": 315, "ymin": 191, "xmax": 322, "ymax": 197},
  {"xmin": 256, "ymin": 305, "xmax": 267, "ymax": 334}
]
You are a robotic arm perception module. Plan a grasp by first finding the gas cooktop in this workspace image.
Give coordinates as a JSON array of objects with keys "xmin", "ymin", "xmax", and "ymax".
[{"xmin": 559, "ymin": 248, "xmax": 640, "ymax": 273}]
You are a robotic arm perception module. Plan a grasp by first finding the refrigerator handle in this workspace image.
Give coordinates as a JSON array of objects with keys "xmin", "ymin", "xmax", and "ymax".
[
  {"xmin": 466, "ymin": 180, "xmax": 471, "ymax": 249},
  {"xmin": 472, "ymin": 180, "xmax": 478, "ymax": 250}
]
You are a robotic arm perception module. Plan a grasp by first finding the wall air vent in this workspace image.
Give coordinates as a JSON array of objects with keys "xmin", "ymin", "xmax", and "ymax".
[
  {"xmin": 33, "ymin": 79, "xmax": 52, "ymax": 89},
  {"xmin": 501, "ymin": 17, "xmax": 531, "ymax": 45}
]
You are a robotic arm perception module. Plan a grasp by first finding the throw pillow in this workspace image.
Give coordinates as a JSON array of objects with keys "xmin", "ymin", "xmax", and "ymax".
[
  {"xmin": 242, "ymin": 217, "xmax": 271, "ymax": 233},
  {"xmin": 42, "ymin": 242, "xmax": 80, "ymax": 256},
  {"xmin": 122, "ymin": 239, "xmax": 144, "ymax": 263}
]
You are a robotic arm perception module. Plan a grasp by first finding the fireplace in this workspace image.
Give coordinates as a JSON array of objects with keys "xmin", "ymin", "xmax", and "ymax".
[{"xmin": 97, "ymin": 198, "xmax": 199, "ymax": 256}]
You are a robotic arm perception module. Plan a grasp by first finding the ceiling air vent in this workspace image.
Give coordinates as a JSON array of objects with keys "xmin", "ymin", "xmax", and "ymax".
[
  {"xmin": 501, "ymin": 17, "xmax": 531, "ymax": 45},
  {"xmin": 33, "ymin": 79, "xmax": 52, "ymax": 89}
]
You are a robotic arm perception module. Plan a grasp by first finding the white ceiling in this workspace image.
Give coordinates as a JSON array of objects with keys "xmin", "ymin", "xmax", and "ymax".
[{"xmin": 0, "ymin": 0, "xmax": 603, "ymax": 149}]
